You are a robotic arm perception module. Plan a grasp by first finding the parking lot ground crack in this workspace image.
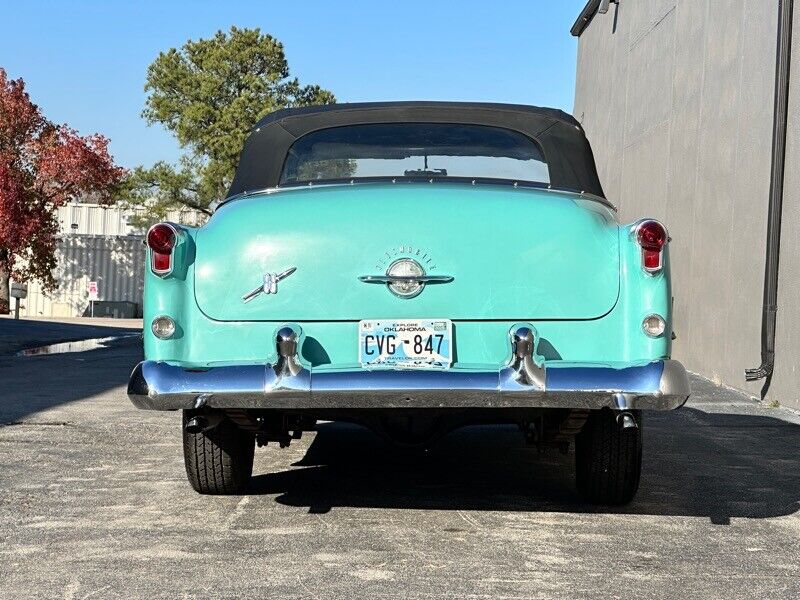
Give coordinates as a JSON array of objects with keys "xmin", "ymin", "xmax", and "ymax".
[{"xmin": 0, "ymin": 420, "xmax": 75, "ymax": 428}]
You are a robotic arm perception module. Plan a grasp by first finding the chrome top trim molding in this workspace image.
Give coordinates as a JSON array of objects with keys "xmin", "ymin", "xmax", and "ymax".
[{"xmin": 215, "ymin": 181, "xmax": 617, "ymax": 213}]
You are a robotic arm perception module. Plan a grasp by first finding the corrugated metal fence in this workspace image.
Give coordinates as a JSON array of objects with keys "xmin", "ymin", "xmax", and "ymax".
[
  {"xmin": 57, "ymin": 203, "xmax": 205, "ymax": 236},
  {"xmin": 13, "ymin": 202, "xmax": 205, "ymax": 318},
  {"xmin": 21, "ymin": 235, "xmax": 146, "ymax": 318}
]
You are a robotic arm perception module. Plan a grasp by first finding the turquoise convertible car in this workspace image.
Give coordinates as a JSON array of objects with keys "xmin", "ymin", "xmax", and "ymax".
[{"xmin": 128, "ymin": 102, "xmax": 690, "ymax": 504}]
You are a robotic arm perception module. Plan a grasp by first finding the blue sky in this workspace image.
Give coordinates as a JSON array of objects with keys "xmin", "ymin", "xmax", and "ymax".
[{"xmin": 2, "ymin": 0, "xmax": 586, "ymax": 168}]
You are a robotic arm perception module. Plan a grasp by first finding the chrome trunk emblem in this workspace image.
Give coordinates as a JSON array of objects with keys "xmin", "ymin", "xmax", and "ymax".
[
  {"xmin": 242, "ymin": 267, "xmax": 297, "ymax": 303},
  {"xmin": 359, "ymin": 258, "xmax": 453, "ymax": 298}
]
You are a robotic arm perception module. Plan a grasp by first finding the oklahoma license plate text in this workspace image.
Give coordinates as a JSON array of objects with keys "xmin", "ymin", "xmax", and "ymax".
[{"xmin": 359, "ymin": 319, "xmax": 452, "ymax": 370}]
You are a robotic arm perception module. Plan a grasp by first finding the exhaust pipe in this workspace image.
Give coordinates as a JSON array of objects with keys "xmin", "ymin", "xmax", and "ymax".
[
  {"xmin": 184, "ymin": 416, "xmax": 208, "ymax": 434},
  {"xmin": 617, "ymin": 412, "xmax": 638, "ymax": 430},
  {"xmin": 184, "ymin": 410, "xmax": 223, "ymax": 434}
]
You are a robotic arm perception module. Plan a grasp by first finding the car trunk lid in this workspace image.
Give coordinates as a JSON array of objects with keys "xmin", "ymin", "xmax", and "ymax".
[{"xmin": 193, "ymin": 183, "xmax": 619, "ymax": 321}]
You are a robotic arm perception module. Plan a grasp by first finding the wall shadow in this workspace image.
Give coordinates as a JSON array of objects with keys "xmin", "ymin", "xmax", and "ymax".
[
  {"xmin": 250, "ymin": 408, "xmax": 800, "ymax": 522},
  {"xmin": 0, "ymin": 317, "xmax": 139, "ymax": 356},
  {"xmin": 0, "ymin": 334, "xmax": 142, "ymax": 424}
]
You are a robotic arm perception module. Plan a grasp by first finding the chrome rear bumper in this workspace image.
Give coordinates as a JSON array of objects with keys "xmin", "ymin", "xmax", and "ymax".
[{"xmin": 128, "ymin": 324, "xmax": 690, "ymax": 411}]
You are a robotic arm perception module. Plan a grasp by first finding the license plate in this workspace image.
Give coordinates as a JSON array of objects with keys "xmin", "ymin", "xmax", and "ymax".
[{"xmin": 359, "ymin": 319, "xmax": 452, "ymax": 370}]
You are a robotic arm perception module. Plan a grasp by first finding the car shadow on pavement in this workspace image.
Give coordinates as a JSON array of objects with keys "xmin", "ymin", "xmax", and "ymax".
[{"xmin": 250, "ymin": 408, "xmax": 800, "ymax": 523}]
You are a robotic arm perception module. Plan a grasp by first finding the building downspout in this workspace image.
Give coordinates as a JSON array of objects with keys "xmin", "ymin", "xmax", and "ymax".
[{"xmin": 746, "ymin": 0, "xmax": 795, "ymax": 395}]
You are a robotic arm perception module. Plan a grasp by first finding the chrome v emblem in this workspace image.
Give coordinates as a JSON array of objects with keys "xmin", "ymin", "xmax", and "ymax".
[{"xmin": 242, "ymin": 267, "xmax": 297, "ymax": 303}]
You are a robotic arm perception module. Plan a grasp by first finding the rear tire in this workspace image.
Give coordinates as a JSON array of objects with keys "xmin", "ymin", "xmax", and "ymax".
[
  {"xmin": 575, "ymin": 409, "xmax": 642, "ymax": 505},
  {"xmin": 182, "ymin": 411, "xmax": 255, "ymax": 495}
]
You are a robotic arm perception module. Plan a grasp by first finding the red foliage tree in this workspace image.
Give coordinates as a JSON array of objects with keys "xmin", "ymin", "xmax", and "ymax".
[{"xmin": 0, "ymin": 68, "xmax": 125, "ymax": 313}]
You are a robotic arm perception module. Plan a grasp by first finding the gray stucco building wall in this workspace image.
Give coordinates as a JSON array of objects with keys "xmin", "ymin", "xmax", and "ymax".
[
  {"xmin": 573, "ymin": 1, "xmax": 800, "ymax": 408},
  {"xmin": 776, "ymin": 5, "xmax": 800, "ymax": 406}
]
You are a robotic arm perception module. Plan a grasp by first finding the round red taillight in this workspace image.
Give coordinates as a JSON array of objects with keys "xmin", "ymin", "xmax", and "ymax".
[
  {"xmin": 636, "ymin": 220, "xmax": 667, "ymax": 251},
  {"xmin": 147, "ymin": 224, "xmax": 176, "ymax": 254}
]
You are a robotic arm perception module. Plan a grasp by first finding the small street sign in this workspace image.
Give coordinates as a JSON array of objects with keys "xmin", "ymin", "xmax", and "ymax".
[
  {"xmin": 87, "ymin": 281, "xmax": 99, "ymax": 317},
  {"xmin": 10, "ymin": 282, "xmax": 27, "ymax": 299},
  {"xmin": 10, "ymin": 282, "xmax": 27, "ymax": 319}
]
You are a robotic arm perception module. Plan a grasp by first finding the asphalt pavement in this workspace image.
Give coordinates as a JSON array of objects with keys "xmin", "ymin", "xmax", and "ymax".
[
  {"xmin": 1, "ymin": 334, "xmax": 798, "ymax": 599},
  {"xmin": 0, "ymin": 316, "xmax": 141, "ymax": 356}
]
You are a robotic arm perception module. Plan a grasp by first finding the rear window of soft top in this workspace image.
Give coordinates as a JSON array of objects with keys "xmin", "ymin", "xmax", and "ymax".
[{"xmin": 279, "ymin": 123, "xmax": 550, "ymax": 186}]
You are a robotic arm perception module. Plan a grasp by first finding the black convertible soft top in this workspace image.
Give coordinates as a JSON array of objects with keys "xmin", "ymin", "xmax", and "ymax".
[{"xmin": 227, "ymin": 101, "xmax": 605, "ymax": 199}]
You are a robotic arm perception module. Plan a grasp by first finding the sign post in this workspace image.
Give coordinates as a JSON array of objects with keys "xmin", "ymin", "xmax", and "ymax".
[
  {"xmin": 87, "ymin": 281, "xmax": 99, "ymax": 318},
  {"xmin": 10, "ymin": 282, "xmax": 27, "ymax": 320}
]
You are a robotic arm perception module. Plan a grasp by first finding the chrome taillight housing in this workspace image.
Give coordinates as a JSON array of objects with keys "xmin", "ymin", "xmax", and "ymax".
[
  {"xmin": 147, "ymin": 223, "xmax": 177, "ymax": 276},
  {"xmin": 634, "ymin": 220, "xmax": 668, "ymax": 273}
]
